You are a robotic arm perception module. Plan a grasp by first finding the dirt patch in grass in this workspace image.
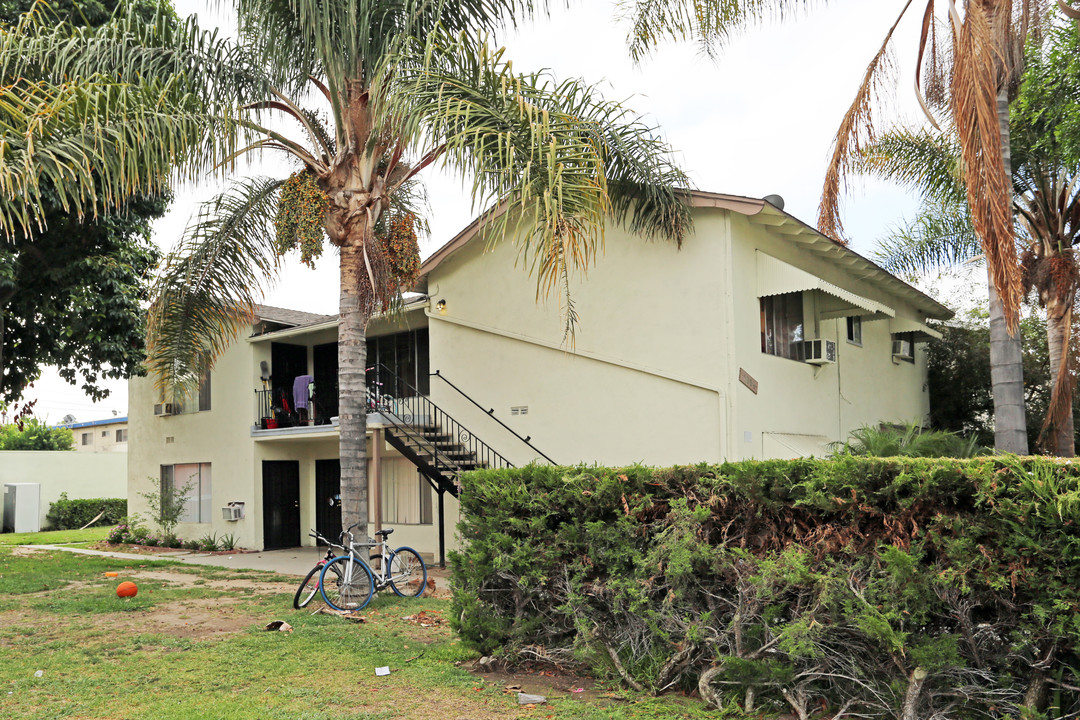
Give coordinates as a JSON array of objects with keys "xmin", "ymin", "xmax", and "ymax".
[
  {"xmin": 3, "ymin": 568, "xmax": 292, "ymax": 643},
  {"xmin": 123, "ymin": 568, "xmax": 292, "ymax": 594},
  {"xmin": 0, "ymin": 596, "xmax": 254, "ymax": 642},
  {"xmin": 109, "ymin": 597, "xmax": 255, "ymax": 640},
  {"xmin": 8, "ymin": 546, "xmax": 45, "ymax": 558}
]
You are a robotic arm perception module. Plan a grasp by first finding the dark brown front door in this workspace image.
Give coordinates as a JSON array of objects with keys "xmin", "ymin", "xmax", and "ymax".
[
  {"xmin": 262, "ymin": 461, "xmax": 300, "ymax": 549},
  {"xmin": 315, "ymin": 459, "xmax": 341, "ymax": 546}
]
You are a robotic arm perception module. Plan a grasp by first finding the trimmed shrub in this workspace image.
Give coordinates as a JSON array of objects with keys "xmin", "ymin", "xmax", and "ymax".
[
  {"xmin": 45, "ymin": 493, "xmax": 126, "ymax": 530},
  {"xmin": 451, "ymin": 458, "xmax": 1080, "ymax": 718}
]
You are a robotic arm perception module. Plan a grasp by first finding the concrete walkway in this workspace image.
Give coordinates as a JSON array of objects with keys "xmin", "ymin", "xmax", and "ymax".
[{"xmin": 28, "ymin": 544, "xmax": 449, "ymax": 581}]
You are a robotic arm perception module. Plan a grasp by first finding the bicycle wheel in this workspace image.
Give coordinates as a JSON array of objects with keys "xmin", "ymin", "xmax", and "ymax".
[
  {"xmin": 293, "ymin": 564, "xmax": 322, "ymax": 609},
  {"xmin": 319, "ymin": 556, "xmax": 374, "ymax": 612},
  {"xmin": 387, "ymin": 547, "xmax": 427, "ymax": 598}
]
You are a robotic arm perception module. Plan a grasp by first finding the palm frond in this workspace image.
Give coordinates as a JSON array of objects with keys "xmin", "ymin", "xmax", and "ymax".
[
  {"xmin": 951, "ymin": 2, "xmax": 1022, "ymax": 331},
  {"xmin": 233, "ymin": 0, "xmax": 543, "ymax": 102},
  {"xmin": 872, "ymin": 200, "xmax": 981, "ymax": 279},
  {"xmin": 619, "ymin": 0, "xmax": 826, "ymax": 62},
  {"xmin": 817, "ymin": 0, "xmax": 916, "ymax": 242},
  {"xmin": 380, "ymin": 30, "xmax": 691, "ymax": 337},
  {"xmin": 858, "ymin": 129, "xmax": 967, "ymax": 206},
  {"xmin": 146, "ymin": 177, "xmax": 285, "ymax": 402},
  {"xmin": 0, "ymin": 7, "xmax": 271, "ymax": 236}
]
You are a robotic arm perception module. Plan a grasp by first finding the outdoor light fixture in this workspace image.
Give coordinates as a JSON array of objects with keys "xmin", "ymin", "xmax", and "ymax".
[{"xmin": 435, "ymin": 299, "xmax": 447, "ymax": 312}]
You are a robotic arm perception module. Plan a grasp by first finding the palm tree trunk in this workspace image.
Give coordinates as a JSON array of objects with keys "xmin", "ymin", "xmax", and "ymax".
[
  {"xmin": 338, "ymin": 242, "xmax": 370, "ymax": 540},
  {"xmin": 0, "ymin": 307, "xmax": 5, "ymax": 400},
  {"xmin": 1045, "ymin": 295, "xmax": 1075, "ymax": 456},
  {"xmin": 988, "ymin": 270, "xmax": 1029, "ymax": 453},
  {"xmin": 989, "ymin": 87, "xmax": 1030, "ymax": 454}
]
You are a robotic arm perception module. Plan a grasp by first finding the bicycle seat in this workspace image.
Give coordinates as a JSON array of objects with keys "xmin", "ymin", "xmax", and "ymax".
[{"xmin": 374, "ymin": 528, "xmax": 394, "ymax": 537}]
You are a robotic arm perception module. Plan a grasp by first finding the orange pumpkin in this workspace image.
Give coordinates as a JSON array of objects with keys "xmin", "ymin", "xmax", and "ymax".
[{"xmin": 116, "ymin": 581, "xmax": 138, "ymax": 598}]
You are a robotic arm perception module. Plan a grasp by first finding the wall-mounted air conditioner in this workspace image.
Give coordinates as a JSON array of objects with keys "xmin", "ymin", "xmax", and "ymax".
[
  {"xmin": 892, "ymin": 340, "xmax": 913, "ymax": 360},
  {"xmin": 803, "ymin": 339, "xmax": 837, "ymax": 365},
  {"xmin": 153, "ymin": 403, "xmax": 174, "ymax": 416},
  {"xmin": 222, "ymin": 501, "xmax": 245, "ymax": 521}
]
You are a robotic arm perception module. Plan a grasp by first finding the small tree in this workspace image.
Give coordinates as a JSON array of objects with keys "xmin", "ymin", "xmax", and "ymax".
[
  {"xmin": 0, "ymin": 417, "xmax": 73, "ymax": 450},
  {"xmin": 139, "ymin": 476, "xmax": 192, "ymax": 538}
]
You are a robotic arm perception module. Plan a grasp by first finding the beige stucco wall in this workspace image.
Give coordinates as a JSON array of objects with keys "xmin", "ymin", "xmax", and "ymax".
[
  {"xmin": 425, "ymin": 210, "xmax": 732, "ymax": 467},
  {"xmin": 0, "ymin": 451, "xmax": 127, "ymax": 529},
  {"xmin": 128, "ymin": 331, "xmax": 259, "ymax": 546},
  {"xmin": 725, "ymin": 213, "xmax": 931, "ymax": 459}
]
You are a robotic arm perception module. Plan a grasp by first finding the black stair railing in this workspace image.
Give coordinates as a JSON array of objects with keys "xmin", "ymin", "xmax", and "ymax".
[
  {"xmin": 430, "ymin": 370, "xmax": 556, "ymax": 464},
  {"xmin": 366, "ymin": 364, "xmax": 514, "ymax": 482}
]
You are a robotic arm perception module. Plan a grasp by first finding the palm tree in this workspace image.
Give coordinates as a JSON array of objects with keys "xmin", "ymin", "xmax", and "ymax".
[
  {"xmin": 3, "ymin": 2, "xmax": 692, "ymax": 537},
  {"xmin": 621, "ymin": 0, "xmax": 1080, "ymax": 454},
  {"xmin": 864, "ymin": 42, "xmax": 1080, "ymax": 454}
]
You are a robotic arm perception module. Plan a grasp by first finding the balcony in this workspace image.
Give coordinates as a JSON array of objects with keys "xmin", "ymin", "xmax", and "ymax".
[{"xmin": 252, "ymin": 382, "xmax": 339, "ymax": 439}]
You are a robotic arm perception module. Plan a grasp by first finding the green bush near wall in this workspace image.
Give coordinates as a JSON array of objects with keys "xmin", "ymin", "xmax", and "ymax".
[
  {"xmin": 450, "ymin": 458, "xmax": 1080, "ymax": 718},
  {"xmin": 45, "ymin": 494, "xmax": 127, "ymax": 530}
]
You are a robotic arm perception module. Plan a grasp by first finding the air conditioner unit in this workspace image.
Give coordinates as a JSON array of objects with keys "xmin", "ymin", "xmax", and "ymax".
[
  {"xmin": 222, "ymin": 502, "xmax": 245, "ymax": 521},
  {"xmin": 153, "ymin": 403, "xmax": 174, "ymax": 416},
  {"xmin": 892, "ymin": 340, "xmax": 913, "ymax": 360},
  {"xmin": 803, "ymin": 339, "xmax": 837, "ymax": 365}
]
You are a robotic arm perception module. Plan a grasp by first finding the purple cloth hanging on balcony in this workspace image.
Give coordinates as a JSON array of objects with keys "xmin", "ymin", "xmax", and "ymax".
[{"xmin": 293, "ymin": 375, "xmax": 313, "ymax": 410}]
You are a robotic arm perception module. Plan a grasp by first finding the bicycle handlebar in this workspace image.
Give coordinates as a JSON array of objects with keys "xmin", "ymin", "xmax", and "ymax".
[{"xmin": 308, "ymin": 529, "xmax": 344, "ymax": 550}]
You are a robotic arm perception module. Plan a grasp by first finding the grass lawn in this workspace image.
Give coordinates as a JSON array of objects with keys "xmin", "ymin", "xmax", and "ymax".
[
  {"xmin": 0, "ymin": 527, "xmax": 111, "ymax": 546},
  {"xmin": 0, "ymin": 547, "xmax": 716, "ymax": 719}
]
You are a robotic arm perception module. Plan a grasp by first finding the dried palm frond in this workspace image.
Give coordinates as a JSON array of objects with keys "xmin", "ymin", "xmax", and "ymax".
[
  {"xmin": 817, "ymin": 0, "xmax": 916, "ymax": 242},
  {"xmin": 921, "ymin": 11, "xmax": 953, "ymax": 112},
  {"xmin": 1057, "ymin": 0, "xmax": 1080, "ymax": 20},
  {"xmin": 951, "ymin": 1, "xmax": 1023, "ymax": 332}
]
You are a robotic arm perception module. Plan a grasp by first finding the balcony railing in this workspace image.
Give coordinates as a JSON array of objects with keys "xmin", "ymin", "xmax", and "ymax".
[{"xmin": 254, "ymin": 383, "xmax": 337, "ymax": 429}]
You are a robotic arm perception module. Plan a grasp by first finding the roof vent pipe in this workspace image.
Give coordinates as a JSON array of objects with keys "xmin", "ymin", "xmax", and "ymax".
[{"xmin": 763, "ymin": 194, "xmax": 785, "ymax": 211}]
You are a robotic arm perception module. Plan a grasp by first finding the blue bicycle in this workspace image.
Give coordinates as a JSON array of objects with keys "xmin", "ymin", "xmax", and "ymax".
[{"xmin": 319, "ymin": 523, "xmax": 428, "ymax": 611}]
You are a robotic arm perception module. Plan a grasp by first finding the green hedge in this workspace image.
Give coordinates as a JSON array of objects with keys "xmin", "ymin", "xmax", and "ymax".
[
  {"xmin": 45, "ymin": 493, "xmax": 127, "ymax": 530},
  {"xmin": 451, "ymin": 457, "xmax": 1080, "ymax": 718}
]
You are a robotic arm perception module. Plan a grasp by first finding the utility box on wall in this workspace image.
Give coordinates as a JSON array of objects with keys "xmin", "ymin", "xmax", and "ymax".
[{"xmin": 2, "ymin": 483, "xmax": 41, "ymax": 533}]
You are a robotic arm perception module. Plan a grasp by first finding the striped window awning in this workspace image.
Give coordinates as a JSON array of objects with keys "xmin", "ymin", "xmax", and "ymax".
[
  {"xmin": 889, "ymin": 317, "xmax": 943, "ymax": 341},
  {"xmin": 756, "ymin": 252, "xmax": 895, "ymax": 319}
]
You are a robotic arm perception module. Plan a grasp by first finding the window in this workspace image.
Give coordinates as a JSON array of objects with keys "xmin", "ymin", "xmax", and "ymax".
[
  {"xmin": 101, "ymin": 430, "xmax": 108, "ymax": 437},
  {"xmin": 161, "ymin": 463, "xmax": 212, "ymax": 523},
  {"xmin": 81, "ymin": 432, "xmax": 92, "ymax": 446},
  {"xmin": 846, "ymin": 316, "xmax": 863, "ymax": 345},
  {"xmin": 197, "ymin": 368, "xmax": 212, "ymax": 412},
  {"xmin": 115, "ymin": 429, "xmax": 128, "ymax": 442},
  {"xmin": 366, "ymin": 329, "xmax": 430, "ymax": 396},
  {"xmin": 158, "ymin": 367, "xmax": 210, "ymax": 415},
  {"xmin": 381, "ymin": 460, "xmax": 433, "ymax": 525},
  {"xmin": 760, "ymin": 293, "xmax": 805, "ymax": 361}
]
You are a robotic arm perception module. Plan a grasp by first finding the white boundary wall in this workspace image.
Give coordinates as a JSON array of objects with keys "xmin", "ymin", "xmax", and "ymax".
[{"xmin": 0, "ymin": 451, "xmax": 127, "ymax": 530}]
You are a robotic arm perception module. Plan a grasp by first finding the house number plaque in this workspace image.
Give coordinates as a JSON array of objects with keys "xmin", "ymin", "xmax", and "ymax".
[{"xmin": 739, "ymin": 368, "xmax": 759, "ymax": 395}]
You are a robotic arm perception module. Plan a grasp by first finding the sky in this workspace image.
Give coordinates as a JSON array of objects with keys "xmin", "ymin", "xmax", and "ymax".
[{"xmin": 23, "ymin": 0, "xmax": 946, "ymax": 424}]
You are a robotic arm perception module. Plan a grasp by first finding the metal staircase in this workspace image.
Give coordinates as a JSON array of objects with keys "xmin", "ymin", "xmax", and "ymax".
[
  {"xmin": 367, "ymin": 364, "xmax": 556, "ymax": 567},
  {"xmin": 367, "ymin": 364, "xmax": 514, "ymax": 498}
]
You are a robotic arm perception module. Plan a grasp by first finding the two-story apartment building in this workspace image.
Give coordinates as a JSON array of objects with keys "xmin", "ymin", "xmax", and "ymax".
[
  {"xmin": 127, "ymin": 191, "xmax": 951, "ymax": 558},
  {"xmin": 61, "ymin": 417, "xmax": 129, "ymax": 452}
]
